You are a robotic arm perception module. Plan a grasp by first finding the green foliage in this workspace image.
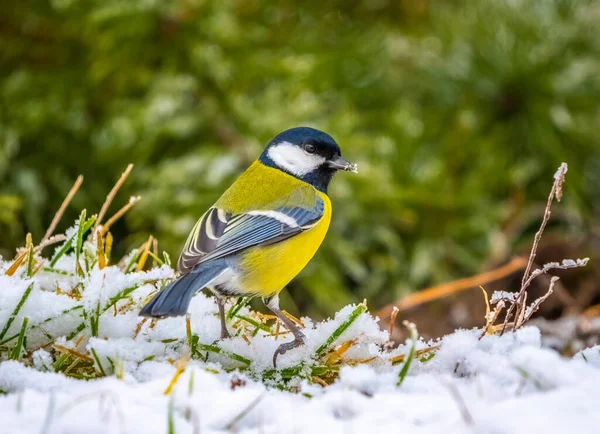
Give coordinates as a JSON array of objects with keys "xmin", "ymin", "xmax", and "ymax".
[{"xmin": 1, "ymin": 0, "xmax": 599, "ymax": 316}]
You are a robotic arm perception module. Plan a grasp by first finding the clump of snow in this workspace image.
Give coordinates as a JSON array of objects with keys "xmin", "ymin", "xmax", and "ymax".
[{"xmin": 490, "ymin": 290, "xmax": 517, "ymax": 303}]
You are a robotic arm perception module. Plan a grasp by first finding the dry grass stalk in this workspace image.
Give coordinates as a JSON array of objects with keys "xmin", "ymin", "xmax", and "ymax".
[
  {"xmin": 164, "ymin": 354, "xmax": 190, "ymax": 395},
  {"xmin": 41, "ymin": 175, "xmax": 84, "ymax": 245},
  {"xmin": 136, "ymin": 235, "xmax": 154, "ymax": 272},
  {"xmin": 34, "ymin": 234, "xmax": 67, "ymax": 254},
  {"xmin": 378, "ymin": 256, "xmax": 528, "ymax": 319},
  {"xmin": 390, "ymin": 345, "xmax": 440, "ymax": 364},
  {"xmin": 282, "ymin": 310, "xmax": 305, "ymax": 328},
  {"xmin": 5, "ymin": 249, "xmax": 28, "ymax": 276},
  {"xmin": 388, "ymin": 306, "xmax": 400, "ymax": 337},
  {"xmin": 95, "ymin": 164, "xmax": 134, "ymax": 233},
  {"xmin": 99, "ymin": 196, "xmax": 142, "ymax": 236},
  {"xmin": 97, "ymin": 233, "xmax": 107, "ymax": 270},
  {"xmin": 54, "ymin": 344, "xmax": 94, "ymax": 362},
  {"xmin": 325, "ymin": 339, "xmax": 357, "ymax": 365},
  {"xmin": 479, "ymin": 287, "xmax": 506, "ymax": 339}
]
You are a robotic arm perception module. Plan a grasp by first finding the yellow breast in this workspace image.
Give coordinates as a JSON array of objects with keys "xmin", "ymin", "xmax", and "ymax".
[{"xmin": 238, "ymin": 191, "xmax": 332, "ymax": 297}]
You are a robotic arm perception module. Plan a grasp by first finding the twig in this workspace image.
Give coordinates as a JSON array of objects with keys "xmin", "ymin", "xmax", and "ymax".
[
  {"xmin": 95, "ymin": 164, "xmax": 134, "ymax": 233},
  {"xmin": 41, "ymin": 175, "xmax": 84, "ymax": 244}
]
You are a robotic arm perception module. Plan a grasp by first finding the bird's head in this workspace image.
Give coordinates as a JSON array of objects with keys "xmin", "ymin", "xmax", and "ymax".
[{"xmin": 259, "ymin": 127, "xmax": 358, "ymax": 192}]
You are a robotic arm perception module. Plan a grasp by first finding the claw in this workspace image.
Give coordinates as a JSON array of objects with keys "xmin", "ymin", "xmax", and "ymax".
[{"xmin": 272, "ymin": 335, "xmax": 305, "ymax": 368}]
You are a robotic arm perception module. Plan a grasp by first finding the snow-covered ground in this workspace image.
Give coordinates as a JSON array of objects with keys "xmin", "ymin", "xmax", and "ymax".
[
  {"xmin": 1, "ymin": 231, "xmax": 599, "ymax": 434},
  {"xmin": 2, "ymin": 325, "xmax": 600, "ymax": 434}
]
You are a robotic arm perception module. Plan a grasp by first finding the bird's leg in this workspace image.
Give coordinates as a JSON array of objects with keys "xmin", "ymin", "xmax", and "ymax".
[
  {"xmin": 216, "ymin": 296, "xmax": 231, "ymax": 339},
  {"xmin": 264, "ymin": 295, "xmax": 305, "ymax": 368}
]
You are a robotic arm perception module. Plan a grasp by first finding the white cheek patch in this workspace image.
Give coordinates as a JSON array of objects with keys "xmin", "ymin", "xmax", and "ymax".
[{"xmin": 267, "ymin": 141, "xmax": 326, "ymax": 176}]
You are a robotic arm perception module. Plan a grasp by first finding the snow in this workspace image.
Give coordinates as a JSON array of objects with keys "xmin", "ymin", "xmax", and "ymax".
[{"xmin": 1, "ymin": 249, "xmax": 600, "ymax": 433}]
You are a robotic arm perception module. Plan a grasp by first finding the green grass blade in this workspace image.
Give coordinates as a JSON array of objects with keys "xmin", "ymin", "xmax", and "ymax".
[
  {"xmin": 168, "ymin": 395, "xmax": 175, "ymax": 434},
  {"xmin": 75, "ymin": 210, "xmax": 87, "ymax": 276},
  {"xmin": 90, "ymin": 347, "xmax": 106, "ymax": 376},
  {"xmin": 196, "ymin": 343, "xmax": 251, "ymax": 365},
  {"xmin": 124, "ymin": 250, "xmax": 141, "ymax": 273},
  {"xmin": 227, "ymin": 297, "xmax": 249, "ymax": 320},
  {"xmin": 397, "ymin": 322, "xmax": 418, "ymax": 387},
  {"xmin": 0, "ymin": 332, "xmax": 20, "ymax": 346},
  {"xmin": 10, "ymin": 317, "xmax": 29, "ymax": 360},
  {"xmin": 90, "ymin": 303, "xmax": 99, "ymax": 337},
  {"xmin": 315, "ymin": 303, "xmax": 367, "ymax": 358},
  {"xmin": 223, "ymin": 393, "xmax": 265, "ymax": 430},
  {"xmin": 66, "ymin": 322, "xmax": 86, "ymax": 341},
  {"xmin": 49, "ymin": 234, "xmax": 76, "ymax": 267},
  {"xmin": 50, "ymin": 215, "xmax": 95, "ymax": 269},
  {"xmin": 162, "ymin": 252, "xmax": 171, "ymax": 267},
  {"xmin": 26, "ymin": 243, "xmax": 35, "ymax": 277},
  {"xmin": 102, "ymin": 284, "xmax": 139, "ymax": 313},
  {"xmin": 235, "ymin": 315, "xmax": 271, "ymax": 332},
  {"xmin": 0, "ymin": 283, "xmax": 34, "ymax": 340},
  {"xmin": 52, "ymin": 353, "xmax": 70, "ymax": 371},
  {"xmin": 42, "ymin": 267, "xmax": 73, "ymax": 276}
]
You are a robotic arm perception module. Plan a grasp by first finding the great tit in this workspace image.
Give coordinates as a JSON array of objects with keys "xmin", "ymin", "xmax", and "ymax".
[{"xmin": 140, "ymin": 127, "xmax": 358, "ymax": 366}]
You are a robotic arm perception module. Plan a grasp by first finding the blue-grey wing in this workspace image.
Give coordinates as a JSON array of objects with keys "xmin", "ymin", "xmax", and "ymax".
[
  {"xmin": 178, "ymin": 198, "xmax": 324, "ymax": 270},
  {"xmin": 178, "ymin": 207, "xmax": 232, "ymax": 273}
]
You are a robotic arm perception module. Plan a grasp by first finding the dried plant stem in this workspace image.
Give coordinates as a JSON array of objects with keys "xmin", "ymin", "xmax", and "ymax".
[
  {"xmin": 388, "ymin": 306, "xmax": 400, "ymax": 338},
  {"xmin": 136, "ymin": 235, "xmax": 154, "ymax": 272},
  {"xmin": 164, "ymin": 355, "xmax": 189, "ymax": 395},
  {"xmin": 95, "ymin": 164, "xmax": 134, "ymax": 233},
  {"xmin": 5, "ymin": 250, "xmax": 28, "ymax": 276},
  {"xmin": 99, "ymin": 196, "xmax": 141, "ymax": 236},
  {"xmin": 41, "ymin": 175, "xmax": 83, "ymax": 244},
  {"xmin": 483, "ymin": 163, "xmax": 590, "ymax": 336},
  {"xmin": 378, "ymin": 256, "xmax": 527, "ymax": 318},
  {"xmin": 34, "ymin": 235, "xmax": 66, "ymax": 254},
  {"xmin": 499, "ymin": 164, "xmax": 571, "ymax": 335}
]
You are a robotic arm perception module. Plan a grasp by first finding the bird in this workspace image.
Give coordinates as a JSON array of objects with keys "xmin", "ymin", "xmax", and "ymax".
[{"xmin": 140, "ymin": 126, "xmax": 358, "ymax": 366}]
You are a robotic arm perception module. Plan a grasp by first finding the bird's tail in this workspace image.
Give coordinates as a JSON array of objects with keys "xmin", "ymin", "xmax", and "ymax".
[{"xmin": 139, "ymin": 264, "xmax": 224, "ymax": 317}]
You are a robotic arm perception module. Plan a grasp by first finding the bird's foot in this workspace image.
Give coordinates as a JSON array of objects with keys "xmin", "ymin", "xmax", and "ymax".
[{"xmin": 272, "ymin": 334, "xmax": 305, "ymax": 368}]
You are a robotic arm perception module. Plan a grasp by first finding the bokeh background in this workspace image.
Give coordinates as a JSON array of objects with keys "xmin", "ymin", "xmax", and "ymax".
[{"xmin": 2, "ymin": 0, "xmax": 599, "ymax": 327}]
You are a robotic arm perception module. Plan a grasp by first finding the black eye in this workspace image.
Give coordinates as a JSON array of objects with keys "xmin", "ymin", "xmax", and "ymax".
[{"xmin": 304, "ymin": 143, "xmax": 316, "ymax": 154}]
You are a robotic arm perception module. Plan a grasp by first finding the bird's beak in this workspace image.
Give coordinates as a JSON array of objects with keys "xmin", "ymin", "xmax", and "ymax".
[{"xmin": 327, "ymin": 155, "xmax": 358, "ymax": 173}]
